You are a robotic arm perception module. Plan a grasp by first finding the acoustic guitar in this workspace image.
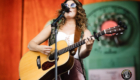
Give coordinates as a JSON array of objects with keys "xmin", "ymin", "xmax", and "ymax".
[{"xmin": 19, "ymin": 23, "xmax": 127, "ymax": 80}]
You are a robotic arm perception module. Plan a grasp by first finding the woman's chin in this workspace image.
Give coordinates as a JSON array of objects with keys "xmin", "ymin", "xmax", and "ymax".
[{"xmin": 65, "ymin": 16, "xmax": 75, "ymax": 19}]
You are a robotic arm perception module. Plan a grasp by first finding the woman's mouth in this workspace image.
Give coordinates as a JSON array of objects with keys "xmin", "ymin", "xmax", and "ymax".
[{"xmin": 69, "ymin": 10, "xmax": 72, "ymax": 12}]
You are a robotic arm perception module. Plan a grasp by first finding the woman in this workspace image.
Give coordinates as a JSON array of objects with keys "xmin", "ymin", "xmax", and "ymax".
[{"xmin": 28, "ymin": 0, "xmax": 95, "ymax": 80}]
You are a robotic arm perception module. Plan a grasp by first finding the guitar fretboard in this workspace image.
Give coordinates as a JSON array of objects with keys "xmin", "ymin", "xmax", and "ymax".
[
  {"xmin": 58, "ymin": 30, "xmax": 105, "ymax": 55},
  {"xmin": 58, "ymin": 39, "xmax": 85, "ymax": 55}
]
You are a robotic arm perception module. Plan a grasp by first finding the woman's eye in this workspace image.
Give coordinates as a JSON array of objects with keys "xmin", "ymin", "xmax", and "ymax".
[
  {"xmin": 65, "ymin": 4, "xmax": 69, "ymax": 7},
  {"xmin": 71, "ymin": 3, "xmax": 76, "ymax": 8}
]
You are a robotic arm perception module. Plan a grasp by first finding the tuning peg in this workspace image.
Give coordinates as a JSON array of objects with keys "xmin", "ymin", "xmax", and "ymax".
[
  {"xmin": 123, "ymin": 25, "xmax": 127, "ymax": 29},
  {"xmin": 121, "ymin": 24, "xmax": 127, "ymax": 30},
  {"xmin": 118, "ymin": 21, "xmax": 122, "ymax": 26},
  {"xmin": 120, "ymin": 32, "xmax": 123, "ymax": 34},
  {"xmin": 118, "ymin": 21, "xmax": 127, "ymax": 30},
  {"xmin": 120, "ymin": 22, "xmax": 124, "ymax": 27}
]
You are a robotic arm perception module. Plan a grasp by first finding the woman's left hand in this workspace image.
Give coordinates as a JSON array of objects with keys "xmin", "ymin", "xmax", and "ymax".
[{"xmin": 85, "ymin": 37, "xmax": 95, "ymax": 51}]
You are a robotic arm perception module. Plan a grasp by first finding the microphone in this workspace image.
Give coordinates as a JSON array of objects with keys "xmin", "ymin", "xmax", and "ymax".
[{"xmin": 61, "ymin": 3, "xmax": 70, "ymax": 12}]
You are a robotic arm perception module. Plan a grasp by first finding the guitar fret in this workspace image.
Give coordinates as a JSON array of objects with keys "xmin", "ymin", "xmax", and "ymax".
[
  {"xmin": 59, "ymin": 50, "xmax": 62, "ymax": 55},
  {"xmin": 80, "ymin": 41, "xmax": 83, "ymax": 45},
  {"xmin": 95, "ymin": 31, "xmax": 104, "ymax": 38},
  {"xmin": 77, "ymin": 42, "xmax": 80, "ymax": 46},
  {"xmin": 75, "ymin": 42, "xmax": 78, "ymax": 47},
  {"xmin": 69, "ymin": 45, "xmax": 72, "ymax": 50},
  {"xmin": 62, "ymin": 49, "xmax": 65, "ymax": 53},
  {"xmin": 79, "ymin": 41, "xmax": 82, "ymax": 46},
  {"xmin": 66, "ymin": 48, "xmax": 68, "ymax": 52},
  {"xmin": 82, "ymin": 40, "xmax": 85, "ymax": 44},
  {"xmin": 73, "ymin": 43, "xmax": 76, "ymax": 47},
  {"xmin": 73, "ymin": 45, "xmax": 75, "ymax": 48},
  {"xmin": 64, "ymin": 48, "xmax": 67, "ymax": 53}
]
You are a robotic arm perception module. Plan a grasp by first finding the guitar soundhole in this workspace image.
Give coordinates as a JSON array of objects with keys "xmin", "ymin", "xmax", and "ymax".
[{"xmin": 42, "ymin": 58, "xmax": 59, "ymax": 70}]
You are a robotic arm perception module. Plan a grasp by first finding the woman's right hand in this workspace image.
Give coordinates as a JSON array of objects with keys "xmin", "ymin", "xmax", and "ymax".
[{"xmin": 38, "ymin": 45, "xmax": 52, "ymax": 55}]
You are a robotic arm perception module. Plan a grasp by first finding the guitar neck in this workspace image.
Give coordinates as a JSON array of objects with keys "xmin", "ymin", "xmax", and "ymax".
[
  {"xmin": 49, "ymin": 24, "xmax": 126, "ymax": 60},
  {"xmin": 58, "ymin": 30, "xmax": 105, "ymax": 55}
]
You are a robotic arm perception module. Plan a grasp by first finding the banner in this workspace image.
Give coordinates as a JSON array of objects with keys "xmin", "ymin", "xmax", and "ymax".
[{"xmin": 89, "ymin": 67, "xmax": 135, "ymax": 80}]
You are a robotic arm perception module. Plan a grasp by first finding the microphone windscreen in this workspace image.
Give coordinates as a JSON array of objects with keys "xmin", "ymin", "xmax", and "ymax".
[{"xmin": 61, "ymin": 3, "xmax": 70, "ymax": 12}]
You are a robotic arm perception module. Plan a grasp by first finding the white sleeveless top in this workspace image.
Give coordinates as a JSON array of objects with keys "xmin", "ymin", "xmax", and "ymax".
[{"xmin": 57, "ymin": 32, "xmax": 79, "ymax": 59}]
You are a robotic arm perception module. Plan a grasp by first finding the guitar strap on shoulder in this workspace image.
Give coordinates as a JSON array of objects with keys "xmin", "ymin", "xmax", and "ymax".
[
  {"xmin": 48, "ymin": 27, "xmax": 56, "ymax": 46},
  {"xmin": 70, "ymin": 27, "xmax": 82, "ymax": 56}
]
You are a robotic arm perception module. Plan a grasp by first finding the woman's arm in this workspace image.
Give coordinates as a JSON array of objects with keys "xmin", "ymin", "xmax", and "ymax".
[
  {"xmin": 79, "ymin": 29, "xmax": 95, "ymax": 59},
  {"xmin": 28, "ymin": 24, "xmax": 52, "ymax": 55}
]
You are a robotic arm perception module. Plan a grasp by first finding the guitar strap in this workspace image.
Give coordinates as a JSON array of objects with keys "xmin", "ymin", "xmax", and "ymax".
[
  {"xmin": 48, "ymin": 27, "xmax": 56, "ymax": 46},
  {"xmin": 70, "ymin": 27, "xmax": 82, "ymax": 56}
]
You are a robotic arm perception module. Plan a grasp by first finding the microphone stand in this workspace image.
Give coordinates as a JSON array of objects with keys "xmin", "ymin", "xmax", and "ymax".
[{"xmin": 51, "ymin": 10, "xmax": 66, "ymax": 80}]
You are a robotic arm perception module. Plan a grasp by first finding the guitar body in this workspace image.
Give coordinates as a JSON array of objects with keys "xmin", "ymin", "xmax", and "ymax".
[{"xmin": 19, "ymin": 40, "xmax": 74, "ymax": 80}]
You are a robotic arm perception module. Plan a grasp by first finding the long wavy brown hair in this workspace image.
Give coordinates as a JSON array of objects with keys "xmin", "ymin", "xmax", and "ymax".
[{"xmin": 58, "ymin": 0, "xmax": 88, "ymax": 31}]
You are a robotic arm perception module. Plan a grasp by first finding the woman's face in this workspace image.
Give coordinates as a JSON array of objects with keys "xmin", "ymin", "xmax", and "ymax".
[{"xmin": 64, "ymin": 0, "xmax": 77, "ymax": 19}]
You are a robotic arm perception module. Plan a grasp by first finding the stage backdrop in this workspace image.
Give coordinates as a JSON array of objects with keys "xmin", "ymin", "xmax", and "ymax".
[
  {"xmin": 0, "ymin": 0, "xmax": 139, "ymax": 80},
  {"xmin": 0, "ymin": 0, "xmax": 22, "ymax": 80},
  {"xmin": 83, "ymin": 1, "xmax": 140, "ymax": 80}
]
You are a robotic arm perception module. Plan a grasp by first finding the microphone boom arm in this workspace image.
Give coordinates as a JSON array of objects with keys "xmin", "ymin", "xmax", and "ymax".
[{"xmin": 51, "ymin": 11, "xmax": 65, "ymax": 27}]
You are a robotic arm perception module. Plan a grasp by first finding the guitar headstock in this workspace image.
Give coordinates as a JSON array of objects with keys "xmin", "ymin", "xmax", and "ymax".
[
  {"xmin": 93, "ymin": 21, "xmax": 127, "ymax": 41},
  {"xmin": 105, "ymin": 21, "xmax": 127, "ymax": 34}
]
